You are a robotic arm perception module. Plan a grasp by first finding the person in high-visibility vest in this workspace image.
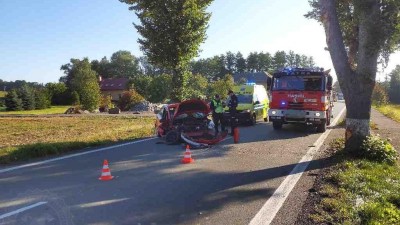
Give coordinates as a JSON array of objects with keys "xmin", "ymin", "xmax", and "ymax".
[{"xmin": 210, "ymin": 94, "xmax": 226, "ymax": 135}]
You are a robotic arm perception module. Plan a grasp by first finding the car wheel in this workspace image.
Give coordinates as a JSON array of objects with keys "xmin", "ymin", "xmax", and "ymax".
[
  {"xmin": 273, "ymin": 121, "xmax": 282, "ymax": 130},
  {"xmin": 249, "ymin": 114, "xmax": 256, "ymax": 126},
  {"xmin": 165, "ymin": 130, "xmax": 180, "ymax": 145}
]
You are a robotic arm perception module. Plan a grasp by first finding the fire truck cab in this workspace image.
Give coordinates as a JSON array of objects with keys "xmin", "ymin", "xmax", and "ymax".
[{"xmin": 268, "ymin": 68, "xmax": 333, "ymax": 133}]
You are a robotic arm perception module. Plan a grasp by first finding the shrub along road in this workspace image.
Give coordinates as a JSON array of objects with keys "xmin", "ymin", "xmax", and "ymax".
[{"xmin": 0, "ymin": 103, "xmax": 345, "ymax": 225}]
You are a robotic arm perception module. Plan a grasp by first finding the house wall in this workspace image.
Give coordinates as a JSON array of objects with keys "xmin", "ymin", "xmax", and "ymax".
[{"xmin": 101, "ymin": 90, "xmax": 124, "ymax": 102}]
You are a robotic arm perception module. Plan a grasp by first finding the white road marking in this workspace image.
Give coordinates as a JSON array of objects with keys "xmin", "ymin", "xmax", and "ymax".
[
  {"xmin": 0, "ymin": 137, "xmax": 158, "ymax": 174},
  {"xmin": 0, "ymin": 201, "xmax": 47, "ymax": 220},
  {"xmin": 249, "ymin": 106, "xmax": 346, "ymax": 225}
]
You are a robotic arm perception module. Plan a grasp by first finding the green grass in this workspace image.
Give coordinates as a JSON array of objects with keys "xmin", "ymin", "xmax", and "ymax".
[
  {"xmin": 0, "ymin": 91, "xmax": 6, "ymax": 98},
  {"xmin": 0, "ymin": 106, "xmax": 71, "ymax": 115},
  {"xmin": 375, "ymin": 104, "xmax": 400, "ymax": 123},
  {"xmin": 0, "ymin": 116, "xmax": 155, "ymax": 164},
  {"xmin": 310, "ymin": 139, "xmax": 400, "ymax": 224}
]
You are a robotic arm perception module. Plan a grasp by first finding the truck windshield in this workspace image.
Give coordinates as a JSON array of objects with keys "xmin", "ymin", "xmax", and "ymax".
[
  {"xmin": 272, "ymin": 76, "xmax": 323, "ymax": 91},
  {"xmin": 236, "ymin": 94, "xmax": 253, "ymax": 104}
]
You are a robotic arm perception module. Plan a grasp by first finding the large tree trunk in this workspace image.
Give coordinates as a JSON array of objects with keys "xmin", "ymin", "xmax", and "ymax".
[{"xmin": 320, "ymin": 0, "xmax": 379, "ymax": 152}]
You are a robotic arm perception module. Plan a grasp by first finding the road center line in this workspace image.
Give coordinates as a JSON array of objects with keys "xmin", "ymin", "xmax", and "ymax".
[
  {"xmin": 249, "ymin": 106, "xmax": 346, "ymax": 225},
  {"xmin": 0, "ymin": 137, "xmax": 157, "ymax": 174},
  {"xmin": 0, "ymin": 201, "xmax": 47, "ymax": 220}
]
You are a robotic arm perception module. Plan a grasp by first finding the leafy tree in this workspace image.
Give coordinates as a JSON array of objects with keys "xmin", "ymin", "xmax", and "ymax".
[
  {"xmin": 257, "ymin": 52, "xmax": 273, "ymax": 72},
  {"xmin": 120, "ymin": 0, "xmax": 213, "ymax": 101},
  {"xmin": 235, "ymin": 52, "xmax": 247, "ymax": 73},
  {"xmin": 185, "ymin": 74, "xmax": 208, "ymax": 100},
  {"xmin": 91, "ymin": 57, "xmax": 111, "ymax": 78},
  {"xmin": 307, "ymin": 0, "xmax": 400, "ymax": 150},
  {"xmin": 307, "ymin": 56, "xmax": 316, "ymax": 68},
  {"xmin": 148, "ymin": 74, "xmax": 173, "ymax": 103},
  {"xmin": 65, "ymin": 58, "xmax": 101, "ymax": 111},
  {"xmin": 5, "ymin": 90, "xmax": 22, "ymax": 111},
  {"xmin": 225, "ymin": 51, "xmax": 236, "ymax": 74},
  {"xmin": 247, "ymin": 52, "xmax": 259, "ymax": 72},
  {"xmin": 332, "ymin": 81, "xmax": 342, "ymax": 93},
  {"xmin": 372, "ymin": 82, "xmax": 388, "ymax": 106},
  {"xmin": 18, "ymin": 84, "xmax": 35, "ymax": 110},
  {"xmin": 34, "ymin": 89, "xmax": 51, "ymax": 109},
  {"xmin": 109, "ymin": 50, "xmax": 141, "ymax": 78},
  {"xmin": 389, "ymin": 65, "xmax": 400, "ymax": 103},
  {"xmin": 272, "ymin": 51, "xmax": 287, "ymax": 70},
  {"xmin": 208, "ymin": 74, "xmax": 234, "ymax": 99},
  {"xmin": 131, "ymin": 75, "xmax": 153, "ymax": 100},
  {"xmin": 286, "ymin": 50, "xmax": 296, "ymax": 67},
  {"xmin": 138, "ymin": 56, "xmax": 168, "ymax": 76},
  {"xmin": 45, "ymin": 82, "xmax": 69, "ymax": 105},
  {"xmin": 71, "ymin": 91, "xmax": 80, "ymax": 106},
  {"xmin": 118, "ymin": 90, "xmax": 144, "ymax": 111}
]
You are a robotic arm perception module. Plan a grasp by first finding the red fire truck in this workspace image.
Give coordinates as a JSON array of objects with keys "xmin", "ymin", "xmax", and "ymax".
[{"xmin": 268, "ymin": 68, "xmax": 333, "ymax": 132}]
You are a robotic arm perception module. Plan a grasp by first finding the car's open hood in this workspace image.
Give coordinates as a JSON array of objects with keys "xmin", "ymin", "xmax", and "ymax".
[{"xmin": 174, "ymin": 99, "xmax": 210, "ymax": 118}]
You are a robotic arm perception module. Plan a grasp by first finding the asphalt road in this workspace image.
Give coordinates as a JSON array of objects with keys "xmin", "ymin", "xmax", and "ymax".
[{"xmin": 0, "ymin": 102, "xmax": 346, "ymax": 225}]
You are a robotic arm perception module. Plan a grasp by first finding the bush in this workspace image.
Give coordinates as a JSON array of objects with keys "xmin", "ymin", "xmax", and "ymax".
[
  {"xmin": 372, "ymin": 83, "xmax": 388, "ymax": 106},
  {"xmin": 361, "ymin": 135, "xmax": 399, "ymax": 164},
  {"xmin": 118, "ymin": 90, "xmax": 144, "ymax": 111},
  {"xmin": 4, "ymin": 90, "xmax": 23, "ymax": 111},
  {"xmin": 99, "ymin": 95, "xmax": 113, "ymax": 112}
]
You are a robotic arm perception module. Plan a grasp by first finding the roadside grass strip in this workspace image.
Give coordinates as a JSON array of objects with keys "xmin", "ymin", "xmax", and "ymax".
[
  {"xmin": 310, "ymin": 139, "xmax": 400, "ymax": 225},
  {"xmin": 0, "ymin": 116, "xmax": 155, "ymax": 164},
  {"xmin": 375, "ymin": 104, "xmax": 400, "ymax": 123},
  {"xmin": 0, "ymin": 106, "xmax": 71, "ymax": 115}
]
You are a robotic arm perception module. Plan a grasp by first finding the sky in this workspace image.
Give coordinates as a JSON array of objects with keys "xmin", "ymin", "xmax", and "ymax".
[{"xmin": 0, "ymin": 0, "xmax": 399, "ymax": 84}]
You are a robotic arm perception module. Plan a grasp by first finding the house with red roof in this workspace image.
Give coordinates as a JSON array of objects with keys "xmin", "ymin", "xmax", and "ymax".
[{"xmin": 99, "ymin": 77, "xmax": 130, "ymax": 101}]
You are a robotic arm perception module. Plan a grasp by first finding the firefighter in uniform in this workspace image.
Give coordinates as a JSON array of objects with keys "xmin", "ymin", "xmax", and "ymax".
[
  {"xmin": 210, "ymin": 94, "xmax": 225, "ymax": 135},
  {"xmin": 227, "ymin": 90, "xmax": 238, "ymax": 135}
]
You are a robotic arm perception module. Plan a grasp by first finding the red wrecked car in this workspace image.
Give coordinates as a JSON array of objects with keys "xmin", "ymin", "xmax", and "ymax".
[{"xmin": 155, "ymin": 99, "xmax": 227, "ymax": 147}]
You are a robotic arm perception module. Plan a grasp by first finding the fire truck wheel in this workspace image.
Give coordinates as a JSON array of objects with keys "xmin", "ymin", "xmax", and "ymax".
[
  {"xmin": 317, "ymin": 122, "xmax": 327, "ymax": 133},
  {"xmin": 273, "ymin": 121, "xmax": 283, "ymax": 130}
]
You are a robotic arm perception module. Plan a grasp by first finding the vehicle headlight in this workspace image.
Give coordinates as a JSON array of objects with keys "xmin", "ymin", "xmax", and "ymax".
[
  {"xmin": 315, "ymin": 112, "xmax": 321, "ymax": 117},
  {"xmin": 272, "ymin": 111, "xmax": 277, "ymax": 115}
]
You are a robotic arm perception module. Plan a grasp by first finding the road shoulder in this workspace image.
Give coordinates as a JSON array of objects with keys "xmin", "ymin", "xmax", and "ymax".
[{"xmin": 271, "ymin": 126, "xmax": 345, "ymax": 225}]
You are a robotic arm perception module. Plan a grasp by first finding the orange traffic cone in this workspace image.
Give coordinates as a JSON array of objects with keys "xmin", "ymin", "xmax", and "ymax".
[
  {"xmin": 99, "ymin": 160, "xmax": 114, "ymax": 181},
  {"xmin": 181, "ymin": 145, "xmax": 194, "ymax": 164},
  {"xmin": 233, "ymin": 127, "xmax": 239, "ymax": 144}
]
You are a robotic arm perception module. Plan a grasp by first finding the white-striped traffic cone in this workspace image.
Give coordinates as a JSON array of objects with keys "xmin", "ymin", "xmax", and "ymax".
[
  {"xmin": 99, "ymin": 160, "xmax": 114, "ymax": 181},
  {"xmin": 181, "ymin": 145, "xmax": 194, "ymax": 164}
]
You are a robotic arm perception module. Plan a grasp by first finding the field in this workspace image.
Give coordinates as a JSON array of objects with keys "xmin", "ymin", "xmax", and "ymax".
[
  {"xmin": 375, "ymin": 104, "xmax": 400, "ymax": 123},
  {"xmin": 0, "ymin": 116, "xmax": 155, "ymax": 164},
  {"xmin": 0, "ymin": 105, "xmax": 70, "ymax": 114}
]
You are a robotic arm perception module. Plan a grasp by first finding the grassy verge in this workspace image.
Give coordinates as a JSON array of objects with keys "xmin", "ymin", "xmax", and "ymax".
[
  {"xmin": 375, "ymin": 104, "xmax": 400, "ymax": 123},
  {"xmin": 0, "ymin": 116, "xmax": 155, "ymax": 164},
  {"xmin": 0, "ymin": 105, "xmax": 71, "ymax": 115},
  {"xmin": 310, "ymin": 139, "xmax": 400, "ymax": 224}
]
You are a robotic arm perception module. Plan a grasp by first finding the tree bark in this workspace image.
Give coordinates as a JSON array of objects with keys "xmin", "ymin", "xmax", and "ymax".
[{"xmin": 320, "ymin": 0, "xmax": 378, "ymax": 151}]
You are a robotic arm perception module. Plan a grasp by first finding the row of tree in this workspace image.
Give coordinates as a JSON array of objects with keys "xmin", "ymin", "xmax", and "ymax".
[
  {"xmin": 77, "ymin": 50, "xmax": 316, "ymax": 83},
  {"xmin": 4, "ymin": 85, "xmax": 50, "ymax": 111}
]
